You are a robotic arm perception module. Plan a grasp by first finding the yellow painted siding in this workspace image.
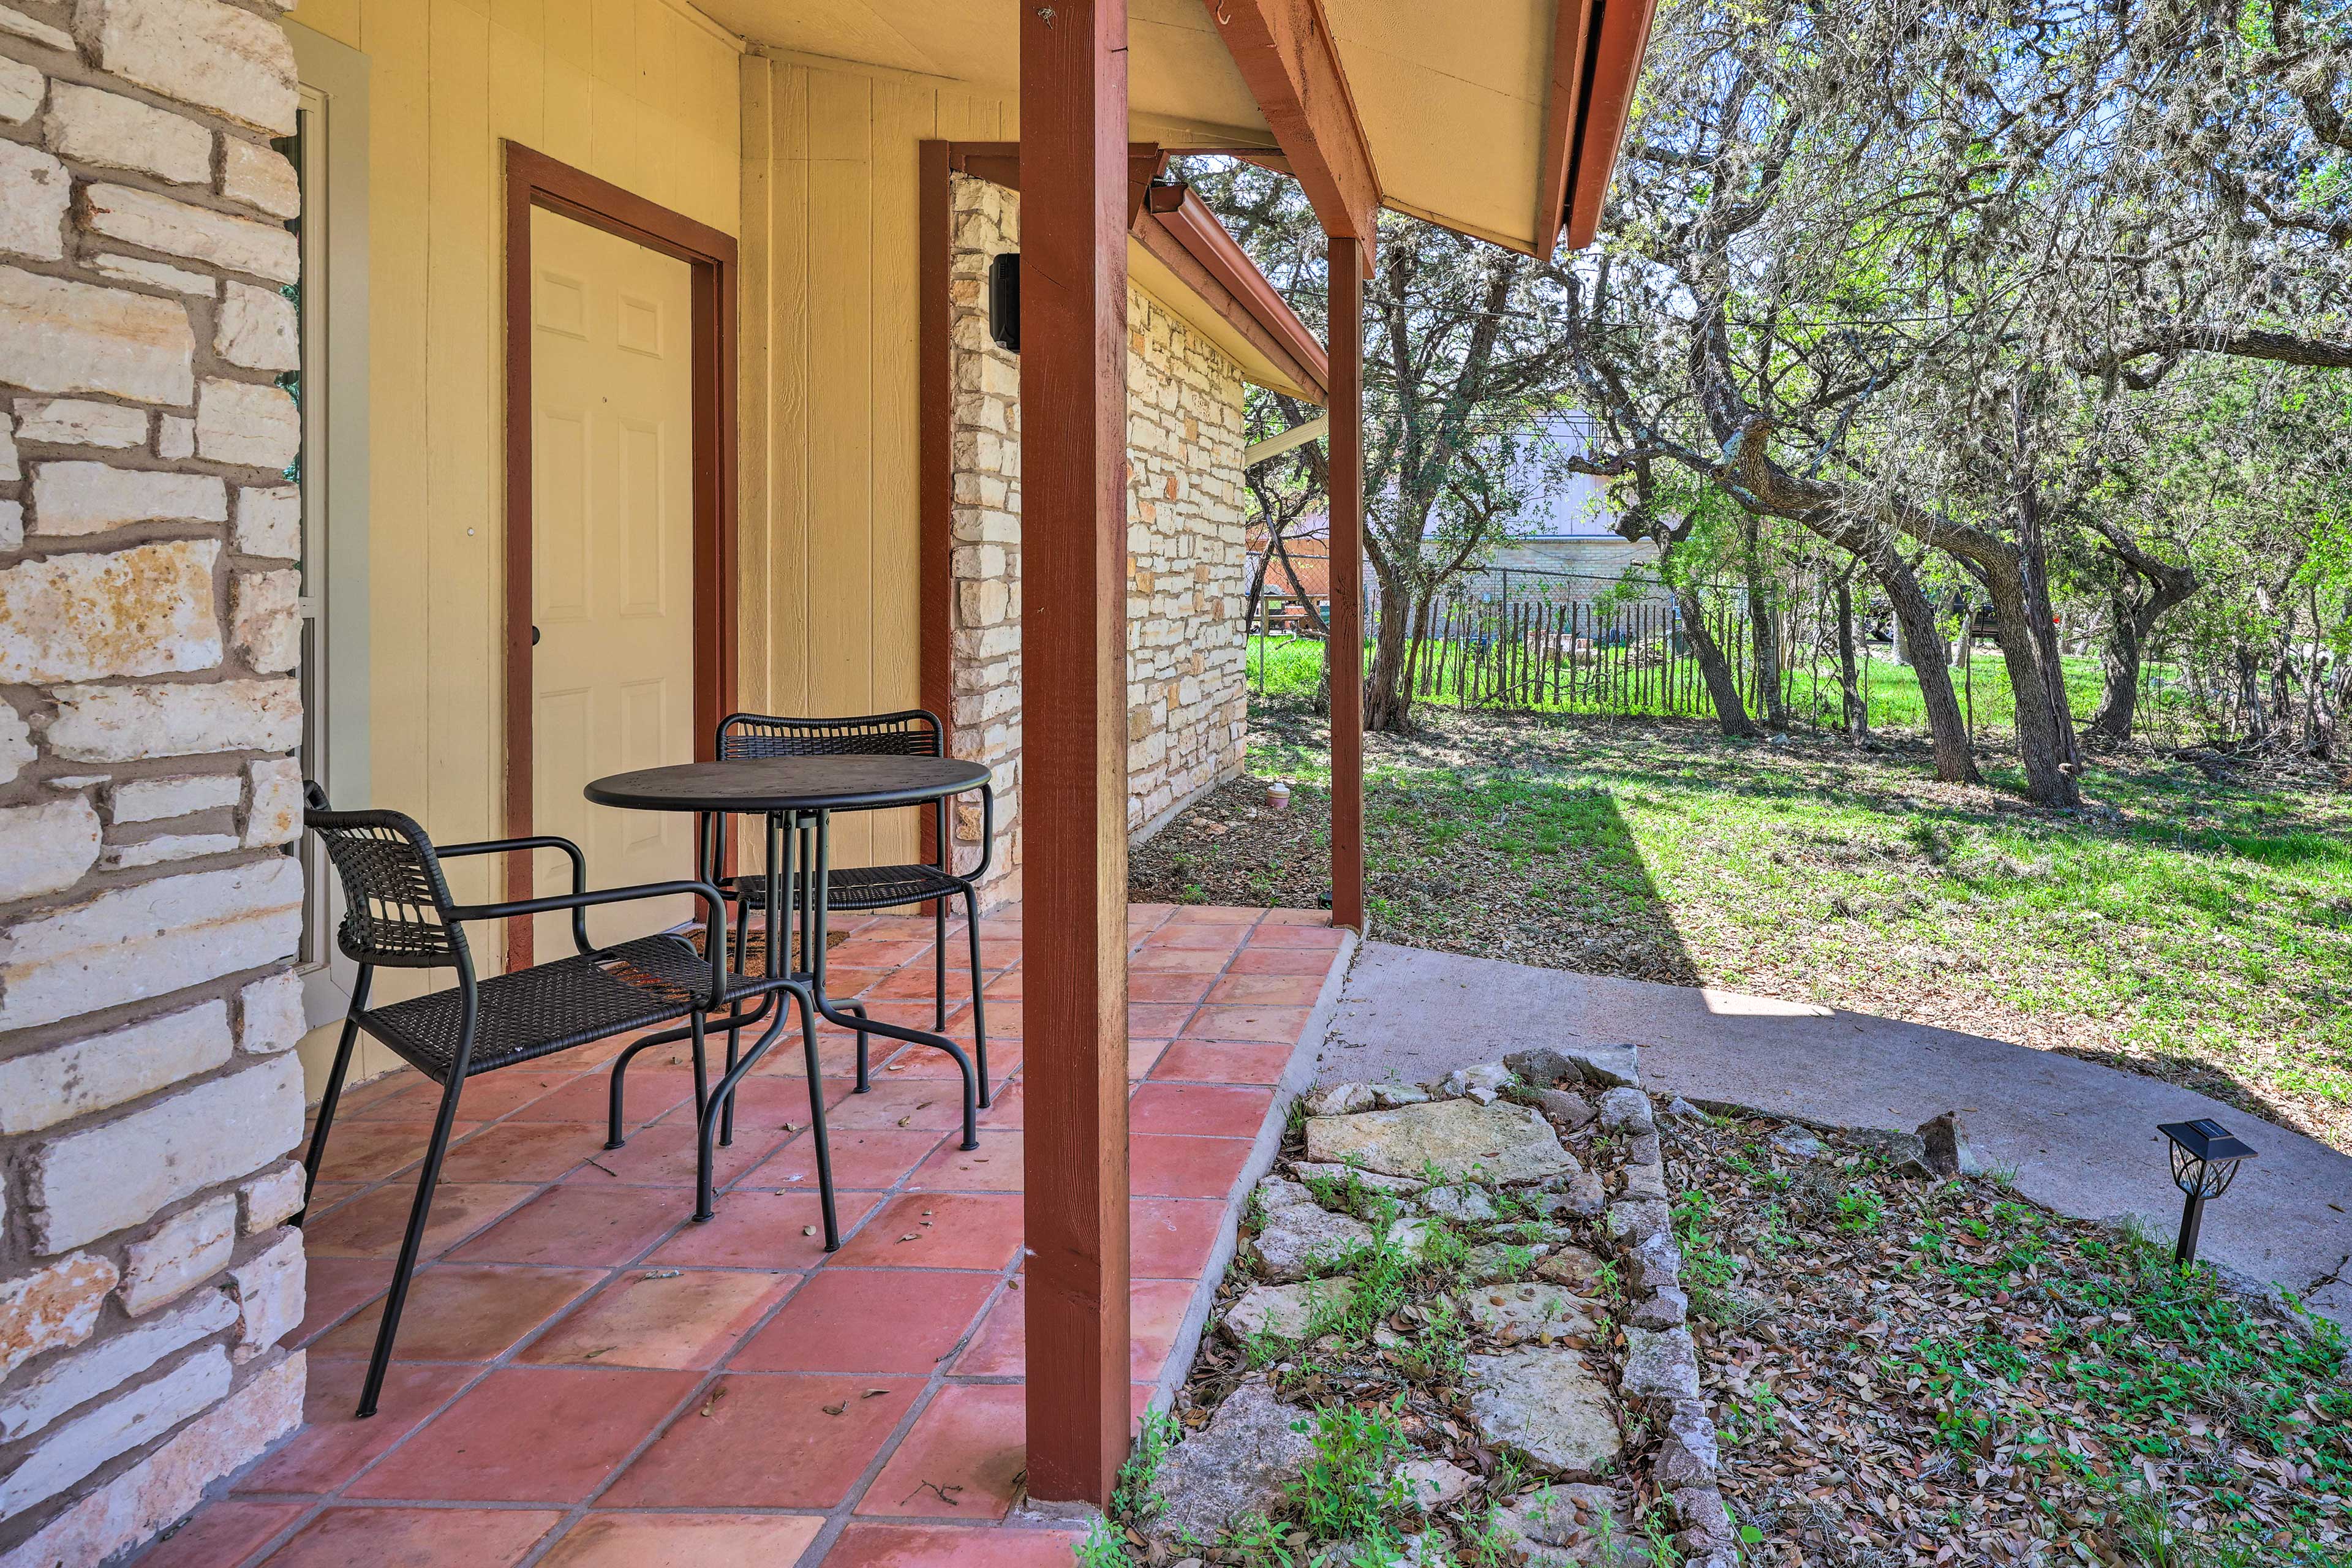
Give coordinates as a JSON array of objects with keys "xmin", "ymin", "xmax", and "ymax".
[
  {"xmin": 290, "ymin": 0, "xmax": 742, "ymax": 1095},
  {"xmin": 737, "ymin": 54, "xmax": 1011, "ymax": 867}
]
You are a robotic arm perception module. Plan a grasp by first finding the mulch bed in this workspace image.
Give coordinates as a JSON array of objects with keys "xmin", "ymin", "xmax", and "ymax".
[{"xmin": 1662, "ymin": 1113, "xmax": 2352, "ymax": 1566}]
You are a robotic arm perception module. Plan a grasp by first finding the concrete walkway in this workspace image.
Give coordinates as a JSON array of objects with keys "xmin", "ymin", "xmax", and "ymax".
[{"xmin": 1321, "ymin": 941, "xmax": 2352, "ymax": 1324}]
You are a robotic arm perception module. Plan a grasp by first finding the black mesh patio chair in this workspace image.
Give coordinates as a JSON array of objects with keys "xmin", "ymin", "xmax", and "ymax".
[
  {"xmin": 711, "ymin": 709, "xmax": 996, "ymax": 1103},
  {"xmin": 296, "ymin": 785, "xmax": 839, "ymax": 1419}
]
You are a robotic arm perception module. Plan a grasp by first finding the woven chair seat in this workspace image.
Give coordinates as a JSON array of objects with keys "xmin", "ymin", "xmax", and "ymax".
[
  {"xmin": 361, "ymin": 933, "xmax": 768, "ymax": 1084},
  {"xmin": 728, "ymin": 862, "xmax": 963, "ymax": 913}
]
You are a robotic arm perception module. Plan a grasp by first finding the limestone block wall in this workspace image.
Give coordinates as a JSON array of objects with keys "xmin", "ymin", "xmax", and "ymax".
[
  {"xmin": 946, "ymin": 175, "xmax": 1250, "ymax": 909},
  {"xmin": 0, "ymin": 0, "xmax": 309, "ymax": 1558}
]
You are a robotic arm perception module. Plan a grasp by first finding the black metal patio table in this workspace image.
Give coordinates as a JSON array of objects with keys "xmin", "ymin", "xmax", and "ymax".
[{"xmin": 584, "ymin": 754, "xmax": 992, "ymax": 1245}]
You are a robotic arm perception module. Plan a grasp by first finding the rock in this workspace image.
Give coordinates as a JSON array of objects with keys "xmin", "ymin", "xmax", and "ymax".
[
  {"xmin": 1395, "ymin": 1457, "xmax": 1474, "ymax": 1511},
  {"xmin": 0, "ymin": 55, "xmax": 37, "ymax": 125},
  {"xmin": 1618, "ymin": 1163, "xmax": 1668, "ymax": 1203},
  {"xmin": 14, "ymin": 398, "xmax": 149, "ymax": 448},
  {"xmin": 1490, "ymin": 1482, "xmax": 1650, "ymax": 1565},
  {"xmin": 1248, "ymin": 1202, "xmax": 1373, "ymax": 1282},
  {"xmin": 0, "ymin": 1000, "xmax": 232, "ymax": 1136},
  {"xmin": 1254, "ymin": 1175, "xmax": 1316, "ymax": 1213},
  {"xmin": 1621, "ymin": 1325, "xmax": 1702, "ymax": 1404},
  {"xmin": 75, "ymin": 0, "xmax": 300, "ymax": 135},
  {"xmin": 1558, "ymin": 1170, "xmax": 1605, "ymax": 1217},
  {"xmin": 1531, "ymin": 1087, "xmax": 1596, "ymax": 1131},
  {"xmin": 1628, "ymin": 1286, "xmax": 1688, "ymax": 1330},
  {"xmin": 81, "ymin": 183, "xmax": 300, "ymax": 285},
  {"xmin": 1915, "ymin": 1110, "xmax": 1985, "ymax": 1178},
  {"xmin": 1382, "ymin": 1215, "xmax": 1439, "ymax": 1262},
  {"xmin": 1622, "ymin": 1231, "xmax": 1682, "ymax": 1295},
  {"xmin": 1222, "ymin": 1277, "xmax": 1353, "ymax": 1344},
  {"xmin": 1625, "ymin": 1132, "xmax": 1660, "ymax": 1167},
  {"xmin": 41, "ymin": 677, "xmax": 302, "ymax": 763},
  {"xmin": 1304, "ymin": 1082, "xmax": 1377, "ymax": 1117},
  {"xmin": 0, "ymin": 139, "xmax": 67, "ymax": 261},
  {"xmin": 1668, "ymin": 1486, "xmax": 1738, "ymax": 1548},
  {"xmin": 1289, "ymin": 1161, "xmax": 1427, "ymax": 1197},
  {"xmin": 86, "ymin": 252, "xmax": 216, "ymax": 296},
  {"xmin": 43, "ymin": 81, "xmax": 212, "ymax": 186},
  {"xmin": 221, "ymin": 137, "xmax": 300, "ymax": 219},
  {"xmin": 1503, "ymin": 1047, "xmax": 1578, "ymax": 1087},
  {"xmin": 1151, "ymin": 1381, "xmax": 1316, "ymax": 1544},
  {"xmin": 1463, "ymin": 1241, "xmax": 1553, "ymax": 1282},
  {"xmin": 1768, "ymin": 1125, "xmax": 1823, "ymax": 1161},
  {"xmin": 1659, "ymin": 1096, "xmax": 1706, "ymax": 1122},
  {"xmin": 1852, "ymin": 1126, "xmax": 1936, "ymax": 1177},
  {"xmin": 1596, "ymin": 1088, "xmax": 1653, "ymax": 1134},
  {"xmin": 1655, "ymin": 1402, "xmax": 1721, "ymax": 1489},
  {"xmin": 1606, "ymin": 1200, "xmax": 1670, "ymax": 1245},
  {"xmin": 0, "ymin": 539, "xmax": 222, "ymax": 685},
  {"xmin": 0, "ymin": 1288, "xmax": 236, "ymax": 1442},
  {"xmin": 241, "ymin": 758, "xmax": 304, "ymax": 849},
  {"xmin": 237, "ymin": 1163, "xmax": 304, "ymax": 1234},
  {"xmin": 1438, "ymin": 1061, "xmax": 1513, "ymax": 1101},
  {"xmin": 0, "ymin": 1346, "xmax": 232, "ymax": 1518},
  {"xmin": 234, "ymin": 484, "xmax": 300, "ymax": 559},
  {"xmin": 29, "ymin": 462, "xmax": 228, "ymax": 535},
  {"xmin": 1535, "ymin": 1245, "xmax": 1607, "ymax": 1291},
  {"xmin": 1458, "ymin": 1281, "xmax": 1598, "ymax": 1341},
  {"xmin": 0, "ymin": 796, "xmax": 100, "ymax": 903},
  {"xmin": 215, "ymin": 282, "xmax": 298, "ymax": 372},
  {"xmin": 228, "ymin": 1228, "xmax": 303, "ymax": 1356},
  {"xmin": 196, "ymin": 377, "xmax": 300, "ymax": 469},
  {"xmin": 1420, "ymin": 1185, "xmax": 1496, "ymax": 1223},
  {"xmin": 1306, "ymin": 1099, "xmax": 1576, "ymax": 1185},
  {"xmin": 1565, "ymin": 1045, "xmax": 1640, "ymax": 1090},
  {"xmin": 0, "ymin": 1254, "xmax": 119, "ymax": 1381},
  {"xmin": 235, "ymin": 968, "xmax": 305, "ymax": 1054},
  {"xmin": 1466, "ymin": 1348, "xmax": 1621, "ymax": 1478},
  {"xmin": 1372, "ymin": 1082, "xmax": 1431, "ymax": 1108},
  {"xmin": 0, "ymin": 265, "xmax": 196, "ymax": 405}
]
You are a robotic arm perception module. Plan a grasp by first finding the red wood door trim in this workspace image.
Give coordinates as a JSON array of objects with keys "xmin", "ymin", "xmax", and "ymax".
[
  {"xmin": 1327, "ymin": 233, "xmax": 1365, "ymax": 931},
  {"xmin": 919, "ymin": 140, "xmax": 954, "ymax": 886},
  {"xmin": 502, "ymin": 142, "xmax": 741, "ymax": 969}
]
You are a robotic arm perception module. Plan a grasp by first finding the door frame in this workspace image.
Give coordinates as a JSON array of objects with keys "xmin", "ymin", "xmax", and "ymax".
[{"xmin": 502, "ymin": 141, "xmax": 739, "ymax": 969}]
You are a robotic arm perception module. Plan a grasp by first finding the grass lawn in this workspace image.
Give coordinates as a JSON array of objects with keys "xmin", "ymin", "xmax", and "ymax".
[{"xmin": 1129, "ymin": 703, "xmax": 2352, "ymax": 1152}]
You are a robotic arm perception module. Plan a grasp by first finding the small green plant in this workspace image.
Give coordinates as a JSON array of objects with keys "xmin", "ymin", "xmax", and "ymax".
[
  {"xmin": 1074, "ymin": 1517, "xmax": 1129, "ymax": 1568},
  {"xmin": 1289, "ymin": 1397, "xmax": 1411, "ymax": 1545},
  {"xmin": 1834, "ymin": 1184, "xmax": 1886, "ymax": 1233}
]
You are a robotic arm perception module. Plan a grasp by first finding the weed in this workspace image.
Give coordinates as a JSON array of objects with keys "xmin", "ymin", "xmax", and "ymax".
[{"xmin": 1287, "ymin": 1397, "xmax": 1412, "ymax": 1544}]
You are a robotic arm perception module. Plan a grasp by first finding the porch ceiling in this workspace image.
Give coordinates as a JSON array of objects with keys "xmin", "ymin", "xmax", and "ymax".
[{"xmin": 698, "ymin": 0, "xmax": 1587, "ymax": 256}]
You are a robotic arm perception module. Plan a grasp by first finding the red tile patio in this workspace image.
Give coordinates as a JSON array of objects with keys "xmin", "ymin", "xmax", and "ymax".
[{"xmin": 148, "ymin": 905, "xmax": 1346, "ymax": 1568}]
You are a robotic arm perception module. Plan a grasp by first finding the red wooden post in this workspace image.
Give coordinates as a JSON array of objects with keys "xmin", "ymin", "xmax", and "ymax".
[
  {"xmin": 1020, "ymin": 0, "xmax": 1133, "ymax": 1508},
  {"xmin": 1328, "ymin": 235, "xmax": 1365, "ymax": 930}
]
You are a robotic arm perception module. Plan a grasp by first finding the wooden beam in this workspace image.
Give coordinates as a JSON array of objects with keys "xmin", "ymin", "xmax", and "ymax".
[
  {"xmin": 1135, "ymin": 184, "xmax": 1330, "ymax": 402},
  {"xmin": 1327, "ymin": 233, "xmax": 1365, "ymax": 932},
  {"xmin": 1534, "ymin": 0, "xmax": 1595, "ymax": 263},
  {"xmin": 1020, "ymin": 0, "xmax": 1134, "ymax": 1509},
  {"xmin": 1564, "ymin": 0, "xmax": 1657, "ymax": 251},
  {"xmin": 919, "ymin": 140, "xmax": 953, "ymax": 886},
  {"xmin": 1202, "ymin": 0, "xmax": 1381, "ymax": 268}
]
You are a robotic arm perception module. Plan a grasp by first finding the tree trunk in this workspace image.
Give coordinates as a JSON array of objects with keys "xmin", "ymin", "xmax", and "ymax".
[
  {"xmin": 2087, "ymin": 597, "xmax": 2145, "ymax": 746},
  {"xmin": 1740, "ymin": 517, "xmax": 1789, "ymax": 729},
  {"xmin": 1834, "ymin": 576, "xmax": 1866, "ymax": 737},
  {"xmin": 1877, "ymin": 560, "xmax": 1981, "ymax": 784},
  {"xmin": 1676, "ymin": 584, "xmax": 1760, "ymax": 737},
  {"xmin": 1980, "ymin": 566, "xmax": 2082, "ymax": 807},
  {"xmin": 1362, "ymin": 560, "xmax": 1415, "ymax": 732}
]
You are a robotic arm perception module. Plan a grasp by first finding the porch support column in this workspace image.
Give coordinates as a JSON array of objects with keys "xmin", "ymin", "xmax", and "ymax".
[
  {"xmin": 1327, "ymin": 234, "xmax": 1366, "ymax": 932},
  {"xmin": 1020, "ymin": 0, "xmax": 1134, "ymax": 1507}
]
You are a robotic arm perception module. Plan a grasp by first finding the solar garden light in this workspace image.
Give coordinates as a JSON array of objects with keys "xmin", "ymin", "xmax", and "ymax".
[{"xmin": 2158, "ymin": 1119, "xmax": 2257, "ymax": 1269}]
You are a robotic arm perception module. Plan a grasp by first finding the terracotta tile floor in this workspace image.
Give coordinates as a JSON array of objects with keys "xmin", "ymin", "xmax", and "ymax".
[{"xmin": 151, "ymin": 905, "xmax": 1346, "ymax": 1568}]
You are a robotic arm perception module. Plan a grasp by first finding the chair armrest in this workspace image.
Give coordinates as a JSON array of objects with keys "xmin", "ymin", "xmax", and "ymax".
[
  {"xmin": 437, "ymin": 835, "xmax": 590, "ymax": 953},
  {"xmin": 451, "ymin": 880, "xmax": 729, "ymax": 1000}
]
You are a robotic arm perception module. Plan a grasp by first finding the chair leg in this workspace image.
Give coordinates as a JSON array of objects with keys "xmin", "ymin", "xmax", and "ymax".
[
  {"xmin": 933, "ymin": 901, "xmax": 948, "ymax": 1033},
  {"xmin": 962, "ymin": 885, "xmax": 991, "ymax": 1108},
  {"xmin": 719, "ymin": 1011, "xmax": 739, "ymax": 1148},
  {"xmin": 690, "ymin": 1012, "xmax": 710, "ymax": 1139},
  {"xmin": 358, "ymin": 1068, "xmax": 467, "ymax": 1419},
  {"xmin": 850, "ymin": 1001, "xmax": 871, "ymax": 1095},
  {"xmin": 606, "ymin": 1023, "xmax": 693, "ymax": 1151},
  {"xmin": 299, "ymin": 1009, "xmax": 364, "ymax": 1219},
  {"xmin": 795, "ymin": 989, "xmax": 840, "ymax": 1250},
  {"xmin": 696, "ymin": 1005, "xmax": 786, "ymax": 1224}
]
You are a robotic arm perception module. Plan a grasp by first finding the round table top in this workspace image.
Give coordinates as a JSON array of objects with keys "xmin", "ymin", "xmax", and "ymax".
[{"xmin": 584, "ymin": 755, "xmax": 990, "ymax": 813}]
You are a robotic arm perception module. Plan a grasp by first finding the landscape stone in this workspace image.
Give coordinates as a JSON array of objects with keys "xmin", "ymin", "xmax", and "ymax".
[
  {"xmin": 43, "ymin": 81, "xmax": 212, "ymax": 184},
  {"xmin": 1597, "ymin": 1087, "xmax": 1654, "ymax": 1134},
  {"xmin": 1420, "ymin": 1185, "xmax": 1497, "ymax": 1223},
  {"xmin": 1371, "ymin": 1082, "xmax": 1430, "ymax": 1107},
  {"xmin": 1306, "ymin": 1098, "xmax": 1575, "ymax": 1185},
  {"xmin": 1464, "ymin": 1241, "xmax": 1553, "ymax": 1282},
  {"xmin": 1852, "ymin": 1126, "xmax": 1935, "ymax": 1177},
  {"xmin": 1395, "ymin": 1457, "xmax": 1474, "ymax": 1511},
  {"xmin": 1152, "ymin": 1380, "xmax": 1316, "ymax": 1544},
  {"xmin": 1466, "ymin": 1348, "xmax": 1621, "ymax": 1478},
  {"xmin": 0, "ymin": 538, "xmax": 222, "ymax": 682},
  {"xmin": 0, "ymin": 999, "xmax": 232, "ymax": 1135},
  {"xmin": 30, "ymin": 462, "xmax": 227, "ymax": 535},
  {"xmin": 1564, "ymin": 1044, "xmax": 1640, "ymax": 1089},
  {"xmin": 1621, "ymin": 1325, "xmax": 1702, "ymax": 1403},
  {"xmin": 1221, "ymin": 1276, "xmax": 1353, "ymax": 1343},
  {"xmin": 1626, "ymin": 1132, "xmax": 1660, "ymax": 1166},
  {"xmin": 1303, "ymin": 1082, "xmax": 1377, "ymax": 1117},
  {"xmin": 1659, "ymin": 1096, "xmax": 1706, "ymax": 1121},
  {"xmin": 1628, "ymin": 1286, "xmax": 1689, "ymax": 1330},
  {"xmin": 1558, "ymin": 1170, "xmax": 1605, "ymax": 1216},
  {"xmin": 0, "ymin": 263, "xmax": 195, "ymax": 405},
  {"xmin": 1457, "ymin": 1281, "xmax": 1599, "ymax": 1341},
  {"xmin": 1622, "ymin": 1231, "xmax": 1683, "ymax": 1295},
  {"xmin": 1532, "ymin": 1087, "xmax": 1595, "ymax": 1131},
  {"xmin": 1916, "ymin": 1110, "xmax": 1985, "ymax": 1177},
  {"xmin": 74, "ymin": 0, "xmax": 300, "ymax": 135},
  {"xmin": 1607, "ymin": 1200, "xmax": 1670, "ymax": 1245},
  {"xmin": 0, "ymin": 1254, "xmax": 118, "ymax": 1381},
  {"xmin": 1503, "ymin": 1047, "xmax": 1579, "ymax": 1087},
  {"xmin": 42, "ymin": 676, "xmax": 302, "ymax": 762},
  {"xmin": 1491, "ymin": 1483, "xmax": 1649, "ymax": 1566},
  {"xmin": 0, "ymin": 138, "xmax": 69, "ymax": 261},
  {"xmin": 1655, "ymin": 1401, "xmax": 1721, "ymax": 1488},
  {"xmin": 15, "ymin": 396, "xmax": 149, "ymax": 447},
  {"xmin": 1382, "ymin": 1215, "xmax": 1439, "ymax": 1262},
  {"xmin": 1289, "ymin": 1161, "xmax": 1425, "ymax": 1195},
  {"xmin": 1248, "ymin": 1201, "xmax": 1372, "ymax": 1281},
  {"xmin": 1619, "ymin": 1163, "xmax": 1668, "ymax": 1202},
  {"xmin": 1438, "ymin": 1060, "xmax": 1512, "ymax": 1101},
  {"xmin": 81, "ymin": 184, "xmax": 300, "ymax": 285},
  {"xmin": 1768, "ymin": 1124, "xmax": 1823, "ymax": 1161}
]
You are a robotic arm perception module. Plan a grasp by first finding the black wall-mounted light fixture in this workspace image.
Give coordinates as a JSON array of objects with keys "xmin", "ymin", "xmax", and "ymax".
[
  {"xmin": 989, "ymin": 252, "xmax": 1020, "ymax": 353},
  {"xmin": 2158, "ymin": 1118, "xmax": 2256, "ymax": 1268}
]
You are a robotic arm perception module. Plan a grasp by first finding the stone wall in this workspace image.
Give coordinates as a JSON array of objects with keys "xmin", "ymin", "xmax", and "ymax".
[
  {"xmin": 0, "ymin": 0, "xmax": 309, "ymax": 1559},
  {"xmin": 946, "ymin": 175, "xmax": 1250, "ymax": 908}
]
